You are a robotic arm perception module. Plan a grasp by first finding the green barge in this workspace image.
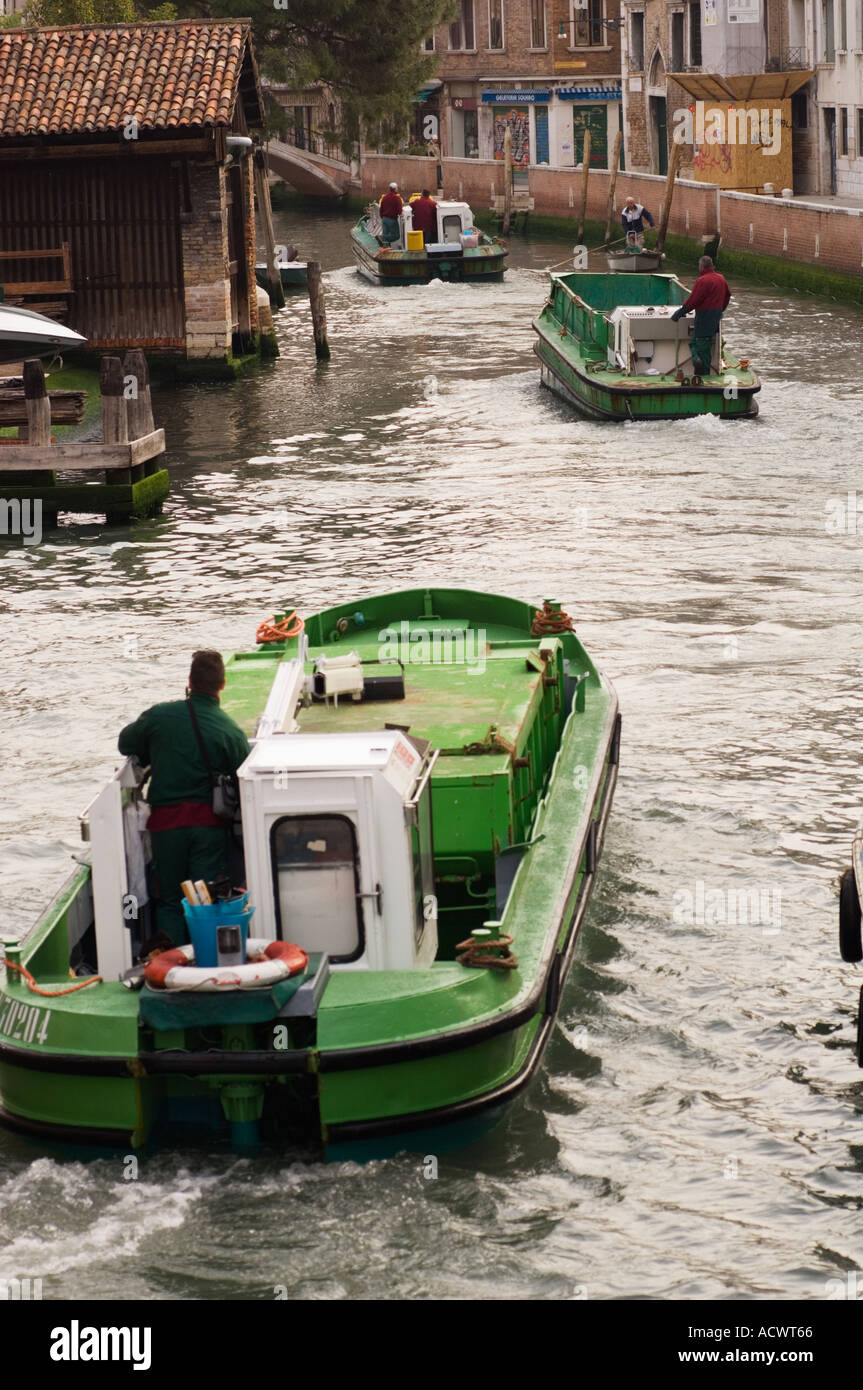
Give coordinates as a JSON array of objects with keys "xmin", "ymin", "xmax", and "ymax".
[
  {"xmin": 533, "ymin": 271, "xmax": 760, "ymax": 421},
  {"xmin": 0, "ymin": 588, "xmax": 619, "ymax": 1159}
]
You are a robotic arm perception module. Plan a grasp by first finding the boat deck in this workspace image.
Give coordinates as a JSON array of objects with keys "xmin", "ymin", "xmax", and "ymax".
[{"xmin": 224, "ymin": 629, "xmax": 549, "ymax": 763}]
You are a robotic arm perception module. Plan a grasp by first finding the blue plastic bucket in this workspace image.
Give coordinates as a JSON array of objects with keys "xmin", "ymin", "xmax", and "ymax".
[{"xmin": 182, "ymin": 894, "xmax": 255, "ymax": 968}]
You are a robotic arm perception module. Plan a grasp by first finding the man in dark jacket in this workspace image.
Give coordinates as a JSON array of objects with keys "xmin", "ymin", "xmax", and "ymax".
[
  {"xmin": 410, "ymin": 190, "xmax": 438, "ymax": 243},
  {"xmin": 379, "ymin": 182, "xmax": 403, "ymax": 245},
  {"xmin": 671, "ymin": 255, "xmax": 732, "ymax": 376},
  {"xmin": 621, "ymin": 196, "xmax": 655, "ymax": 248},
  {"xmin": 119, "ymin": 650, "xmax": 250, "ymax": 942}
]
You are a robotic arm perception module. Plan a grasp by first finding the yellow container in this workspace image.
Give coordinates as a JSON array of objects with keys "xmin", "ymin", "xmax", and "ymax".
[{"xmin": 406, "ymin": 230, "xmax": 424, "ymax": 252}]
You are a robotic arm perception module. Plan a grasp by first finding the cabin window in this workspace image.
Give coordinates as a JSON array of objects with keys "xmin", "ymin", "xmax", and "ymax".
[
  {"xmin": 630, "ymin": 12, "xmax": 645, "ymax": 68},
  {"xmin": 442, "ymin": 214, "xmax": 464, "ymax": 242},
  {"xmin": 271, "ymin": 814, "xmax": 363, "ymax": 962}
]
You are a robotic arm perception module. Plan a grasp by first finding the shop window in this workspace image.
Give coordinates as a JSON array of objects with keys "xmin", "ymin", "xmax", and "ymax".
[{"xmin": 489, "ymin": 0, "xmax": 504, "ymax": 49}]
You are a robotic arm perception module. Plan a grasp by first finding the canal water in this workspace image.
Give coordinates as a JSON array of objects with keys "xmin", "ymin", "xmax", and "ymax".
[{"xmin": 2, "ymin": 205, "xmax": 863, "ymax": 1300}]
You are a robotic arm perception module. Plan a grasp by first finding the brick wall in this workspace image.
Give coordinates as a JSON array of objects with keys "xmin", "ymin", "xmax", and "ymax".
[
  {"xmin": 361, "ymin": 152, "xmax": 863, "ymax": 275},
  {"xmin": 436, "ymin": 0, "xmax": 622, "ymax": 80},
  {"xmin": 180, "ymin": 159, "xmax": 231, "ymax": 360}
]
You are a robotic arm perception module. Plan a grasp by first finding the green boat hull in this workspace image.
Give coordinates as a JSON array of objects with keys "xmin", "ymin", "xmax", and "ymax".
[
  {"xmin": 533, "ymin": 271, "xmax": 760, "ymax": 421},
  {"xmin": 351, "ymin": 218, "xmax": 507, "ymax": 285},
  {"xmin": 0, "ymin": 588, "xmax": 618, "ymax": 1159}
]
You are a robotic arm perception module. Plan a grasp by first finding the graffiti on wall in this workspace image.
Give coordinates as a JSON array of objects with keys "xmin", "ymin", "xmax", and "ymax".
[{"xmin": 493, "ymin": 109, "xmax": 530, "ymax": 166}]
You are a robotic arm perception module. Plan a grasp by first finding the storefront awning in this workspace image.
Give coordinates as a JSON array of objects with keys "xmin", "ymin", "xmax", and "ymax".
[
  {"xmin": 558, "ymin": 84, "xmax": 622, "ymax": 101},
  {"xmin": 414, "ymin": 79, "xmax": 442, "ymax": 103},
  {"xmin": 670, "ymin": 70, "xmax": 814, "ymax": 101}
]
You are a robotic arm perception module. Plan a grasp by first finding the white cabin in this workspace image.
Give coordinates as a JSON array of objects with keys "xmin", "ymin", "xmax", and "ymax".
[
  {"xmin": 606, "ymin": 304, "xmax": 718, "ymax": 375},
  {"xmin": 239, "ymin": 730, "xmax": 438, "ymax": 971}
]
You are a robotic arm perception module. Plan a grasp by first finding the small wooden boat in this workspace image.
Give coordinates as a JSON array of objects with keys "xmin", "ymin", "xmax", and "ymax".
[
  {"xmin": 254, "ymin": 261, "xmax": 308, "ymax": 292},
  {"xmin": 352, "ymin": 200, "xmax": 507, "ymax": 285},
  {"xmin": 0, "ymin": 304, "xmax": 85, "ymax": 363},
  {"xmin": 607, "ymin": 248, "xmax": 664, "ymax": 273},
  {"xmin": 0, "ymin": 587, "xmax": 619, "ymax": 1159},
  {"xmin": 533, "ymin": 271, "xmax": 760, "ymax": 422}
]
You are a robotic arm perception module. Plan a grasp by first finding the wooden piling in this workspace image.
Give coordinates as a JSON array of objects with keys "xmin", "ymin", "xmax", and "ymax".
[
  {"xmin": 577, "ymin": 131, "xmax": 591, "ymax": 243},
  {"xmin": 306, "ymin": 261, "xmax": 330, "ymax": 361},
  {"xmin": 253, "ymin": 149, "xmax": 286, "ymax": 310},
  {"xmin": 502, "ymin": 127, "xmax": 513, "ymax": 236},
  {"xmin": 122, "ymin": 348, "xmax": 159, "ymax": 477},
  {"xmin": 604, "ymin": 131, "xmax": 623, "ymax": 247},
  {"xmin": 655, "ymin": 139, "xmax": 682, "ymax": 254},
  {"xmin": 23, "ymin": 359, "xmax": 51, "ymax": 446}
]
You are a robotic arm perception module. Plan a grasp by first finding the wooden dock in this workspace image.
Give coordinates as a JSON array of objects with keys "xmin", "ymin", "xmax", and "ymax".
[{"xmin": 0, "ymin": 350, "xmax": 169, "ymax": 525}]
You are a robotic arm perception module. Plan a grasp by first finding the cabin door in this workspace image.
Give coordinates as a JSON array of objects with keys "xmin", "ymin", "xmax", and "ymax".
[{"xmin": 271, "ymin": 814, "xmax": 364, "ymax": 963}]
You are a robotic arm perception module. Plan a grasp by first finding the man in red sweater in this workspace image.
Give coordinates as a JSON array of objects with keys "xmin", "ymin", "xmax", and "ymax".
[
  {"xmin": 670, "ymin": 255, "xmax": 732, "ymax": 376},
  {"xmin": 379, "ymin": 182, "xmax": 403, "ymax": 245},
  {"xmin": 409, "ymin": 189, "xmax": 438, "ymax": 243}
]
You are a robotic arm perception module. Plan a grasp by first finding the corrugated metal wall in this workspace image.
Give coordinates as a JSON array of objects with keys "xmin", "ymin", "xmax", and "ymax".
[{"xmin": 0, "ymin": 157, "xmax": 185, "ymax": 348}]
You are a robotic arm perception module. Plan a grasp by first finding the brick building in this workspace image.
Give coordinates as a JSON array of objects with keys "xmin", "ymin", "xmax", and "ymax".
[
  {"xmin": 621, "ymin": 0, "xmax": 813, "ymax": 191},
  {"xmin": 428, "ymin": 0, "xmax": 625, "ymax": 171},
  {"xmin": 0, "ymin": 20, "xmax": 264, "ymax": 362}
]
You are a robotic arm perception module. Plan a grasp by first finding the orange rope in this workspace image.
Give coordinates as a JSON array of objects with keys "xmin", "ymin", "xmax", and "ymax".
[
  {"xmin": 3, "ymin": 958, "xmax": 102, "ymax": 997},
  {"xmin": 256, "ymin": 609, "xmax": 305, "ymax": 645},
  {"xmin": 531, "ymin": 601, "xmax": 575, "ymax": 637}
]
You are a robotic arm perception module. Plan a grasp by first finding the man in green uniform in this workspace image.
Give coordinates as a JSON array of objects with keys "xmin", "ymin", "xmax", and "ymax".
[{"xmin": 119, "ymin": 650, "xmax": 250, "ymax": 943}]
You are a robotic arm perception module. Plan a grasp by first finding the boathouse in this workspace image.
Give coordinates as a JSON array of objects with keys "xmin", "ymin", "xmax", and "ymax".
[{"xmin": 0, "ymin": 19, "xmax": 265, "ymax": 363}]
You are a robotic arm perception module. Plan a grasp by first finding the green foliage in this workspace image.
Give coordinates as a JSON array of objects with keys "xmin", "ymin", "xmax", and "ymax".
[
  {"xmin": 137, "ymin": 0, "xmax": 456, "ymax": 135},
  {"xmin": 22, "ymin": 0, "xmax": 136, "ymax": 22}
]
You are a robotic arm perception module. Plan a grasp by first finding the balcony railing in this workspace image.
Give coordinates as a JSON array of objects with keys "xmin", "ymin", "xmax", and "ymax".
[{"xmin": 281, "ymin": 127, "xmax": 349, "ymax": 164}]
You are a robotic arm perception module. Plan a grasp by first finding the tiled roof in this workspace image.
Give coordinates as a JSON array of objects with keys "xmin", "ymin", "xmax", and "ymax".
[{"xmin": 0, "ymin": 20, "xmax": 262, "ymax": 139}]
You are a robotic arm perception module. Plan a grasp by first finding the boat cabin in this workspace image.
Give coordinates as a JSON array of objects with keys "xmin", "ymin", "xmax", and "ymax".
[
  {"xmin": 240, "ymin": 730, "xmax": 437, "ymax": 971},
  {"xmin": 399, "ymin": 200, "xmax": 478, "ymax": 252},
  {"xmin": 607, "ymin": 304, "xmax": 710, "ymax": 375}
]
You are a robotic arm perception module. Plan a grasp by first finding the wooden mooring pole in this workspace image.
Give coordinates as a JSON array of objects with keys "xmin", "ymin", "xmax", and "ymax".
[
  {"xmin": 23, "ymin": 359, "xmax": 51, "ymax": 446},
  {"xmin": 577, "ymin": 130, "xmax": 591, "ymax": 243},
  {"xmin": 502, "ymin": 126, "xmax": 513, "ymax": 236},
  {"xmin": 123, "ymin": 349, "xmax": 159, "ymax": 476},
  {"xmin": 254, "ymin": 149, "xmax": 286, "ymax": 310},
  {"xmin": 306, "ymin": 261, "xmax": 330, "ymax": 360},
  {"xmin": 655, "ymin": 138, "xmax": 682, "ymax": 254},
  {"xmin": 604, "ymin": 130, "xmax": 623, "ymax": 247}
]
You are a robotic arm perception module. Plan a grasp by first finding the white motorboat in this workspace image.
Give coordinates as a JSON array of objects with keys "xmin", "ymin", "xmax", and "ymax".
[{"xmin": 0, "ymin": 304, "xmax": 86, "ymax": 364}]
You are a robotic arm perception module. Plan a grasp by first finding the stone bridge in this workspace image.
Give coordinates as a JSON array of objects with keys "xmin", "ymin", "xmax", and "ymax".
[{"xmin": 266, "ymin": 140, "xmax": 353, "ymax": 199}]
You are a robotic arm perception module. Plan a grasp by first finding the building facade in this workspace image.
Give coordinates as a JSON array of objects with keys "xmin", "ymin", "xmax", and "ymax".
[
  {"xmin": 430, "ymin": 0, "xmax": 625, "ymax": 170},
  {"xmin": 621, "ymin": 0, "xmax": 815, "ymax": 192},
  {"xmin": 807, "ymin": 0, "xmax": 863, "ymax": 195}
]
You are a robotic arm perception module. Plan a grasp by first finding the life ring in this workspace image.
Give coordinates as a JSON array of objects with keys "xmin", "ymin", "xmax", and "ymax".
[{"xmin": 144, "ymin": 938, "xmax": 308, "ymax": 991}]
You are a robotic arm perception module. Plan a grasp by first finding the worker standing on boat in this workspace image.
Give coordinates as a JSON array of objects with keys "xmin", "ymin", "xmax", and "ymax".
[
  {"xmin": 379, "ymin": 182, "xmax": 403, "ymax": 246},
  {"xmin": 409, "ymin": 189, "xmax": 438, "ymax": 244},
  {"xmin": 621, "ymin": 196, "xmax": 655, "ymax": 249},
  {"xmin": 670, "ymin": 255, "xmax": 731, "ymax": 377},
  {"xmin": 118, "ymin": 650, "xmax": 250, "ymax": 944}
]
